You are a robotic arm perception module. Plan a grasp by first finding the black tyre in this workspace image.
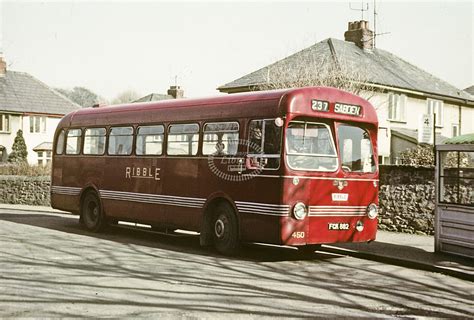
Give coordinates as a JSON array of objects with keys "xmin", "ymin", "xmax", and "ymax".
[
  {"xmin": 212, "ymin": 202, "xmax": 239, "ymax": 255},
  {"xmin": 81, "ymin": 192, "xmax": 106, "ymax": 232},
  {"xmin": 297, "ymin": 244, "xmax": 322, "ymax": 255}
]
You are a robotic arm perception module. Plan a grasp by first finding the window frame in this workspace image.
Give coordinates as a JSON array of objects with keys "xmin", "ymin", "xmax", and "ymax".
[
  {"xmin": 136, "ymin": 124, "xmax": 165, "ymax": 156},
  {"xmin": 83, "ymin": 127, "xmax": 107, "ymax": 156},
  {"xmin": 65, "ymin": 128, "xmax": 83, "ymax": 155},
  {"xmin": 337, "ymin": 123, "xmax": 376, "ymax": 174},
  {"xmin": 427, "ymin": 98, "xmax": 444, "ymax": 128},
  {"xmin": 55, "ymin": 129, "xmax": 66, "ymax": 155},
  {"xmin": 36, "ymin": 150, "xmax": 52, "ymax": 166},
  {"xmin": 166, "ymin": 123, "xmax": 200, "ymax": 156},
  {"xmin": 107, "ymin": 126, "xmax": 134, "ymax": 156},
  {"xmin": 438, "ymin": 150, "xmax": 474, "ymax": 207},
  {"xmin": 29, "ymin": 115, "xmax": 47, "ymax": 134},
  {"xmin": 285, "ymin": 121, "xmax": 339, "ymax": 172},
  {"xmin": 0, "ymin": 114, "xmax": 10, "ymax": 133},
  {"xmin": 202, "ymin": 121, "xmax": 240, "ymax": 156},
  {"xmin": 452, "ymin": 123, "xmax": 459, "ymax": 138},
  {"xmin": 247, "ymin": 118, "xmax": 283, "ymax": 171},
  {"xmin": 388, "ymin": 92, "xmax": 407, "ymax": 123}
]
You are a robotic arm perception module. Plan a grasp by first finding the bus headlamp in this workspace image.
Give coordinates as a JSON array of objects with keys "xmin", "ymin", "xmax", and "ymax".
[
  {"xmin": 367, "ymin": 203, "xmax": 378, "ymax": 219},
  {"xmin": 293, "ymin": 202, "xmax": 307, "ymax": 220}
]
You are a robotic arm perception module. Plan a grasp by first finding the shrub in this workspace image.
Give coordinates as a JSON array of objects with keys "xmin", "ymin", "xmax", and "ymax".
[
  {"xmin": 0, "ymin": 162, "xmax": 51, "ymax": 176},
  {"xmin": 8, "ymin": 130, "xmax": 28, "ymax": 163}
]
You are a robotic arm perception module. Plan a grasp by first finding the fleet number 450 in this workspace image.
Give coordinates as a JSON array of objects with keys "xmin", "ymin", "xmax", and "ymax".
[{"xmin": 292, "ymin": 231, "xmax": 305, "ymax": 239}]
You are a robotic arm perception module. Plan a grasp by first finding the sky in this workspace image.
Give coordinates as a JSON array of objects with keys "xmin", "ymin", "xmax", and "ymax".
[{"xmin": 1, "ymin": 0, "xmax": 473, "ymax": 101}]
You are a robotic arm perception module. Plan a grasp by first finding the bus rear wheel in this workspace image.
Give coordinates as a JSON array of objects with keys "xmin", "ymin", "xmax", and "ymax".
[
  {"xmin": 81, "ymin": 192, "xmax": 106, "ymax": 232},
  {"xmin": 212, "ymin": 203, "xmax": 239, "ymax": 255}
]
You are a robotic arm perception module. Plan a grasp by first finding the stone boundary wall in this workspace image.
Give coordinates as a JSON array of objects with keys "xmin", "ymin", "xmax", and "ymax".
[
  {"xmin": 0, "ymin": 175, "xmax": 51, "ymax": 206},
  {"xmin": 378, "ymin": 165, "xmax": 435, "ymax": 235},
  {"xmin": 0, "ymin": 167, "xmax": 439, "ymax": 234}
]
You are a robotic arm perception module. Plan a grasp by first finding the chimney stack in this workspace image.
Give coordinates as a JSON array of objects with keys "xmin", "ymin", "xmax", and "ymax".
[
  {"xmin": 0, "ymin": 56, "xmax": 6, "ymax": 77},
  {"xmin": 344, "ymin": 20, "xmax": 374, "ymax": 50},
  {"xmin": 167, "ymin": 85, "xmax": 184, "ymax": 99}
]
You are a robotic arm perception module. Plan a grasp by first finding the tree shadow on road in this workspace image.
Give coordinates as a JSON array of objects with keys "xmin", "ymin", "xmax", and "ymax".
[
  {"xmin": 0, "ymin": 211, "xmax": 473, "ymax": 318},
  {"xmin": 0, "ymin": 211, "xmax": 335, "ymax": 262}
]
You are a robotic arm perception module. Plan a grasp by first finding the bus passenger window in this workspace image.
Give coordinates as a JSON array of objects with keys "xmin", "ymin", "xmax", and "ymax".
[
  {"xmin": 248, "ymin": 119, "xmax": 282, "ymax": 169},
  {"xmin": 202, "ymin": 122, "xmax": 239, "ymax": 156},
  {"xmin": 136, "ymin": 125, "xmax": 164, "ymax": 155},
  {"xmin": 338, "ymin": 125, "xmax": 375, "ymax": 173},
  {"xmin": 55, "ymin": 130, "xmax": 66, "ymax": 155},
  {"xmin": 108, "ymin": 126, "xmax": 133, "ymax": 155},
  {"xmin": 167, "ymin": 123, "xmax": 199, "ymax": 156},
  {"xmin": 65, "ymin": 129, "xmax": 82, "ymax": 155},
  {"xmin": 84, "ymin": 128, "xmax": 106, "ymax": 155}
]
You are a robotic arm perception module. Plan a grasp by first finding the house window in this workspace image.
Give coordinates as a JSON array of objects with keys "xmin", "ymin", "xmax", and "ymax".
[
  {"xmin": 388, "ymin": 93, "xmax": 407, "ymax": 122},
  {"xmin": 37, "ymin": 150, "xmax": 52, "ymax": 166},
  {"xmin": 30, "ymin": 116, "xmax": 46, "ymax": 133},
  {"xmin": 452, "ymin": 124, "xmax": 459, "ymax": 137},
  {"xmin": 0, "ymin": 114, "xmax": 10, "ymax": 133},
  {"xmin": 427, "ymin": 99, "xmax": 444, "ymax": 127}
]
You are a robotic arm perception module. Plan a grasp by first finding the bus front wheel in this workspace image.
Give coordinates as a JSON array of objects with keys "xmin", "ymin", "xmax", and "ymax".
[
  {"xmin": 81, "ymin": 192, "xmax": 106, "ymax": 232},
  {"xmin": 212, "ymin": 203, "xmax": 239, "ymax": 255}
]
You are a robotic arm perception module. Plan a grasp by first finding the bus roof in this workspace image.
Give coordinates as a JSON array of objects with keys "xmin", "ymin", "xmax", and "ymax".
[{"xmin": 60, "ymin": 87, "xmax": 377, "ymax": 128}]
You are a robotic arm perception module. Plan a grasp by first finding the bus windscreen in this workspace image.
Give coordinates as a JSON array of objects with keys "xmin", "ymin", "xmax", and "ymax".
[{"xmin": 285, "ymin": 121, "xmax": 338, "ymax": 171}]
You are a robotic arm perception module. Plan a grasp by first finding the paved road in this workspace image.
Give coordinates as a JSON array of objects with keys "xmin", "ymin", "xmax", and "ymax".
[{"xmin": 0, "ymin": 209, "xmax": 472, "ymax": 318}]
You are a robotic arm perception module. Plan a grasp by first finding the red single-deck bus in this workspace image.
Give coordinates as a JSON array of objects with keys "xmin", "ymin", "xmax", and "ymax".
[{"xmin": 51, "ymin": 86, "xmax": 378, "ymax": 255}]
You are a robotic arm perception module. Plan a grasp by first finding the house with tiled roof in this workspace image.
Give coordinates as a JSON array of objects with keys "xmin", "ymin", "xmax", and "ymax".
[
  {"xmin": 134, "ymin": 86, "xmax": 185, "ymax": 103},
  {"xmin": 464, "ymin": 85, "xmax": 474, "ymax": 96},
  {"xmin": 0, "ymin": 56, "xmax": 80, "ymax": 165},
  {"xmin": 218, "ymin": 21, "xmax": 474, "ymax": 164}
]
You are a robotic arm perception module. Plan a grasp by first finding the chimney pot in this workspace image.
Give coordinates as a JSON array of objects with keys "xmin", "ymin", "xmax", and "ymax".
[
  {"xmin": 167, "ymin": 85, "xmax": 184, "ymax": 99},
  {"xmin": 344, "ymin": 20, "xmax": 374, "ymax": 50},
  {"xmin": 0, "ymin": 57, "xmax": 6, "ymax": 77}
]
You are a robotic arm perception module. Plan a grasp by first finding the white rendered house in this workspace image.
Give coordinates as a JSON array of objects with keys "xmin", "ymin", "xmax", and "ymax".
[
  {"xmin": 217, "ymin": 21, "xmax": 474, "ymax": 164},
  {"xmin": 0, "ymin": 57, "xmax": 80, "ymax": 165}
]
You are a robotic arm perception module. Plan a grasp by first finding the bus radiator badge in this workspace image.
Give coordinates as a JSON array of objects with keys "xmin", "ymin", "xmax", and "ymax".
[{"xmin": 333, "ymin": 179, "xmax": 348, "ymax": 190}]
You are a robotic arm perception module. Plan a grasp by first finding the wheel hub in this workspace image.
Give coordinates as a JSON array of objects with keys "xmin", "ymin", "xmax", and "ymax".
[{"xmin": 214, "ymin": 219, "xmax": 225, "ymax": 239}]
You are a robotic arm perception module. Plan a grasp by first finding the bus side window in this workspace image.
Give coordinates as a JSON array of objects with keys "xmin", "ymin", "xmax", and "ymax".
[
  {"xmin": 167, "ymin": 123, "xmax": 199, "ymax": 156},
  {"xmin": 84, "ymin": 128, "xmax": 106, "ymax": 155},
  {"xmin": 108, "ymin": 126, "xmax": 133, "ymax": 155},
  {"xmin": 136, "ymin": 125, "xmax": 164, "ymax": 155},
  {"xmin": 55, "ymin": 130, "xmax": 66, "ymax": 155},
  {"xmin": 248, "ymin": 119, "xmax": 281, "ymax": 170},
  {"xmin": 202, "ymin": 121, "xmax": 239, "ymax": 156},
  {"xmin": 65, "ymin": 129, "xmax": 82, "ymax": 155}
]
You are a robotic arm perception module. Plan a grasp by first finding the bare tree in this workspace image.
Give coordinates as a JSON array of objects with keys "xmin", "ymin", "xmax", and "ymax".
[
  {"xmin": 255, "ymin": 53, "xmax": 380, "ymax": 101},
  {"xmin": 112, "ymin": 89, "xmax": 141, "ymax": 104},
  {"xmin": 56, "ymin": 87, "xmax": 107, "ymax": 108}
]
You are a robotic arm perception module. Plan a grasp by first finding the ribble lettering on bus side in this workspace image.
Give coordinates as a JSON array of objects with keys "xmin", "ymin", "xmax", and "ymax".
[{"xmin": 125, "ymin": 167, "xmax": 161, "ymax": 181}]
